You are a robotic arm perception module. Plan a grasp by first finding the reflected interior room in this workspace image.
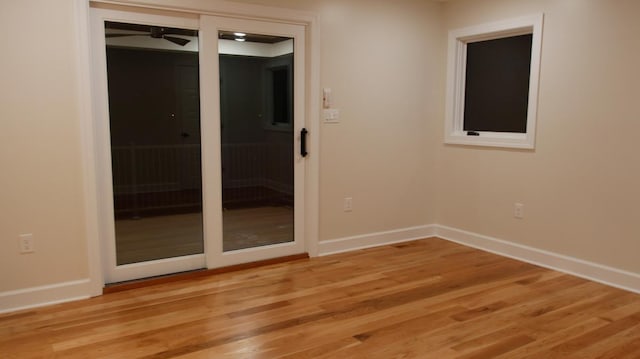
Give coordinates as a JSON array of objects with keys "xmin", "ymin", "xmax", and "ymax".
[{"xmin": 105, "ymin": 23, "xmax": 295, "ymax": 265}]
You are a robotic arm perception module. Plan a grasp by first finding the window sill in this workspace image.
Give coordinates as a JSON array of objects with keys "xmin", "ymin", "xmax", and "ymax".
[{"xmin": 445, "ymin": 131, "xmax": 534, "ymax": 149}]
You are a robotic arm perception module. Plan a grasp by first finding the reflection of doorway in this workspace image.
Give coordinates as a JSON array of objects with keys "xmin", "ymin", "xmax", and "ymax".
[
  {"xmin": 106, "ymin": 45, "xmax": 203, "ymax": 225},
  {"xmin": 104, "ymin": 22, "xmax": 205, "ymax": 267}
]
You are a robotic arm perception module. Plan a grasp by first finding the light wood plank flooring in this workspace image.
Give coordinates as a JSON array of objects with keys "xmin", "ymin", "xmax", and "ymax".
[
  {"xmin": 222, "ymin": 206, "xmax": 293, "ymax": 252},
  {"xmin": 2, "ymin": 238, "xmax": 640, "ymax": 358},
  {"xmin": 115, "ymin": 213, "xmax": 204, "ymax": 265},
  {"xmin": 115, "ymin": 206, "xmax": 293, "ymax": 264}
]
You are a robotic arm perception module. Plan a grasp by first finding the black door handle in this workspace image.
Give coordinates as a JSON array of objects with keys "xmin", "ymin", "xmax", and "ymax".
[{"xmin": 300, "ymin": 128, "xmax": 308, "ymax": 157}]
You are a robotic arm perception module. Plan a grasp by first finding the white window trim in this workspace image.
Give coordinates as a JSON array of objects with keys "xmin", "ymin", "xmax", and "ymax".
[{"xmin": 445, "ymin": 14, "xmax": 544, "ymax": 149}]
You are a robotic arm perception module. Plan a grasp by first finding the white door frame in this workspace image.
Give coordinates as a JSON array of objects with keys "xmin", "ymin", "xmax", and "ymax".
[
  {"xmin": 200, "ymin": 15, "xmax": 306, "ymax": 268},
  {"xmin": 81, "ymin": 0, "xmax": 320, "ymax": 293}
]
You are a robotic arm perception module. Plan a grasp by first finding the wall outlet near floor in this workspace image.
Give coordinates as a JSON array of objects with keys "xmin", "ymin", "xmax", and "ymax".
[
  {"xmin": 514, "ymin": 203, "xmax": 524, "ymax": 219},
  {"xmin": 19, "ymin": 234, "xmax": 35, "ymax": 254},
  {"xmin": 344, "ymin": 197, "xmax": 353, "ymax": 212}
]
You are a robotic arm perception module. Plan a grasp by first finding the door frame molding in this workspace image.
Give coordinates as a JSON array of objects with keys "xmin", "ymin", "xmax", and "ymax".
[{"xmin": 79, "ymin": 0, "xmax": 320, "ymax": 294}]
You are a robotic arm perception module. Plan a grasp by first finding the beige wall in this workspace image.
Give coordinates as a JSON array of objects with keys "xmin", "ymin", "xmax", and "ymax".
[
  {"xmin": 437, "ymin": 0, "xmax": 640, "ymax": 273},
  {"xmin": 287, "ymin": 0, "xmax": 442, "ymax": 240},
  {"xmin": 0, "ymin": 1, "xmax": 90, "ymax": 291},
  {"xmin": 3, "ymin": 0, "xmax": 638, "ymax": 299},
  {"xmin": 0, "ymin": 0, "xmax": 442, "ymax": 293},
  {"xmin": 318, "ymin": 0, "xmax": 442, "ymax": 240},
  {"xmin": 124, "ymin": 0, "xmax": 444, "ymax": 240}
]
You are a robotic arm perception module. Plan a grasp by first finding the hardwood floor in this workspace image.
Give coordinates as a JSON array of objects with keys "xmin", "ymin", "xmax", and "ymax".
[
  {"xmin": 115, "ymin": 213, "xmax": 204, "ymax": 265},
  {"xmin": 2, "ymin": 238, "xmax": 640, "ymax": 358},
  {"xmin": 114, "ymin": 206, "xmax": 293, "ymax": 265},
  {"xmin": 222, "ymin": 206, "xmax": 293, "ymax": 252}
]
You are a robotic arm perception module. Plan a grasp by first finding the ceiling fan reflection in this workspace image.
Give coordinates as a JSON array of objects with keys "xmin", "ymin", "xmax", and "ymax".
[{"xmin": 106, "ymin": 26, "xmax": 191, "ymax": 46}]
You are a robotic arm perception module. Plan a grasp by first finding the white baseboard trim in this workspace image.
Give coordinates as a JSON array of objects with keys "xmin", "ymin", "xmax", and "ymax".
[
  {"xmin": 3, "ymin": 224, "xmax": 639, "ymax": 314},
  {"xmin": 318, "ymin": 225, "xmax": 436, "ymax": 256},
  {"xmin": 0, "ymin": 279, "xmax": 92, "ymax": 314},
  {"xmin": 435, "ymin": 225, "xmax": 640, "ymax": 294}
]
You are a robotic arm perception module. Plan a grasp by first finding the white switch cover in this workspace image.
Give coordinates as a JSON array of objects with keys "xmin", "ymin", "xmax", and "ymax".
[
  {"xmin": 344, "ymin": 197, "xmax": 353, "ymax": 212},
  {"xmin": 323, "ymin": 109, "xmax": 340, "ymax": 123},
  {"xmin": 323, "ymin": 88, "xmax": 332, "ymax": 108},
  {"xmin": 514, "ymin": 203, "xmax": 524, "ymax": 219},
  {"xmin": 19, "ymin": 234, "xmax": 34, "ymax": 254}
]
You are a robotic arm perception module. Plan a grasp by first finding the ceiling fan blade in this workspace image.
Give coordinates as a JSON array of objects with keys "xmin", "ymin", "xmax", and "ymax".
[
  {"xmin": 163, "ymin": 35, "xmax": 190, "ymax": 46},
  {"xmin": 105, "ymin": 33, "xmax": 147, "ymax": 38}
]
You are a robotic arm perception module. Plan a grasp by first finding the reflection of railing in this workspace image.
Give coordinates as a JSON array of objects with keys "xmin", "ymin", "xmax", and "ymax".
[
  {"xmin": 110, "ymin": 142, "xmax": 294, "ymax": 216},
  {"xmin": 221, "ymin": 142, "xmax": 293, "ymax": 195},
  {"xmin": 111, "ymin": 144, "xmax": 202, "ymax": 218},
  {"xmin": 221, "ymin": 142, "xmax": 293, "ymax": 207}
]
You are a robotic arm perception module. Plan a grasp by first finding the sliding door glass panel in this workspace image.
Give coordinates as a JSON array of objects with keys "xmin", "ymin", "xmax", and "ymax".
[
  {"xmin": 218, "ymin": 31, "xmax": 294, "ymax": 252},
  {"xmin": 105, "ymin": 21, "xmax": 204, "ymax": 265}
]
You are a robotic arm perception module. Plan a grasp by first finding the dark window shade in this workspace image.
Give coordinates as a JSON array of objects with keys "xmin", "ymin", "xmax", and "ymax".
[
  {"xmin": 272, "ymin": 68, "xmax": 291, "ymax": 124},
  {"xmin": 463, "ymin": 34, "xmax": 533, "ymax": 133}
]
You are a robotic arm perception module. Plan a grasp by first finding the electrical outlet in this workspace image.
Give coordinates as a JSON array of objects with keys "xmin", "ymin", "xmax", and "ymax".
[
  {"xmin": 514, "ymin": 203, "xmax": 524, "ymax": 219},
  {"xmin": 344, "ymin": 197, "xmax": 353, "ymax": 212},
  {"xmin": 19, "ymin": 234, "xmax": 34, "ymax": 254}
]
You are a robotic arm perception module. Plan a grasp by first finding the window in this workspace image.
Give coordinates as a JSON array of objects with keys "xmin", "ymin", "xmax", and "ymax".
[
  {"xmin": 263, "ymin": 53, "xmax": 293, "ymax": 130},
  {"xmin": 271, "ymin": 67, "xmax": 292, "ymax": 125},
  {"xmin": 445, "ymin": 14, "xmax": 544, "ymax": 149}
]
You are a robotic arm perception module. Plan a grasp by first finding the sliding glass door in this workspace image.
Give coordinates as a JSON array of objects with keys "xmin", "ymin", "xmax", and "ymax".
[
  {"xmin": 200, "ymin": 16, "xmax": 306, "ymax": 269},
  {"xmin": 106, "ymin": 21, "xmax": 203, "ymax": 266},
  {"xmin": 92, "ymin": 9, "xmax": 206, "ymax": 283},
  {"xmin": 218, "ymin": 32, "xmax": 295, "ymax": 252},
  {"xmin": 92, "ymin": 7, "xmax": 307, "ymax": 284}
]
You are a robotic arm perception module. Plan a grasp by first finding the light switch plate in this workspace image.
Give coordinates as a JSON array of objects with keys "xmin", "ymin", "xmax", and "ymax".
[{"xmin": 323, "ymin": 109, "xmax": 340, "ymax": 123}]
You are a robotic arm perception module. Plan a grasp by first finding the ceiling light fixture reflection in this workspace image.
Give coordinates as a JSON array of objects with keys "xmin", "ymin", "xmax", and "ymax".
[
  {"xmin": 235, "ymin": 38, "xmax": 246, "ymax": 42},
  {"xmin": 234, "ymin": 32, "xmax": 246, "ymax": 37}
]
